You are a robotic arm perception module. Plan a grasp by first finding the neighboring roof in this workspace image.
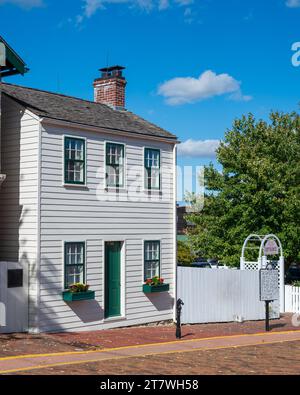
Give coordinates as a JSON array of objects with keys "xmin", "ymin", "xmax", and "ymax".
[
  {"xmin": 0, "ymin": 36, "xmax": 28, "ymax": 77},
  {"xmin": 1, "ymin": 83, "xmax": 177, "ymax": 141},
  {"xmin": 177, "ymin": 205, "xmax": 195, "ymax": 235}
]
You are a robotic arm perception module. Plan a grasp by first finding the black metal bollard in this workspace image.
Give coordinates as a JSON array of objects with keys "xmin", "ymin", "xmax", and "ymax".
[{"xmin": 176, "ymin": 298, "xmax": 184, "ymax": 339}]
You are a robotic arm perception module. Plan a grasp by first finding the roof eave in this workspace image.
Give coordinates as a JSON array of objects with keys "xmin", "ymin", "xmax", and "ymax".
[
  {"xmin": 0, "ymin": 36, "xmax": 28, "ymax": 76},
  {"xmin": 41, "ymin": 116, "xmax": 179, "ymax": 144}
]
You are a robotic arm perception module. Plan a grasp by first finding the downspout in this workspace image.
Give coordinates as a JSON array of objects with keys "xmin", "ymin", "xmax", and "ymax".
[
  {"xmin": 173, "ymin": 143, "xmax": 177, "ymax": 322},
  {"xmin": 0, "ymin": 45, "xmax": 7, "ymax": 186}
]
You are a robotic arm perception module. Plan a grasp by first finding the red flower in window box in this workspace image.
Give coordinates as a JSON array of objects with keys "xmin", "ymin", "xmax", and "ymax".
[{"xmin": 144, "ymin": 276, "xmax": 164, "ymax": 287}]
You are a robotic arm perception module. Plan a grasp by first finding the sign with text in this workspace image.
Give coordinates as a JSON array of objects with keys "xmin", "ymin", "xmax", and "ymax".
[
  {"xmin": 260, "ymin": 269, "xmax": 279, "ymax": 302},
  {"xmin": 264, "ymin": 239, "xmax": 279, "ymax": 256}
]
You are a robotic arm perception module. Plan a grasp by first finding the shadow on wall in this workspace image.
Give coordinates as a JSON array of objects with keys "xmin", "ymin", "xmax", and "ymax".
[
  {"xmin": 0, "ymin": 103, "xmax": 31, "ymax": 333},
  {"xmin": 0, "ymin": 102, "xmax": 24, "ymax": 262},
  {"xmin": 67, "ymin": 300, "xmax": 104, "ymax": 323},
  {"xmin": 38, "ymin": 257, "xmax": 104, "ymax": 332},
  {"xmin": 145, "ymin": 292, "xmax": 174, "ymax": 312}
]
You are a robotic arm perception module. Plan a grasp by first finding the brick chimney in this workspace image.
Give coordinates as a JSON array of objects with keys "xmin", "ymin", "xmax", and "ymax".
[{"xmin": 93, "ymin": 65, "xmax": 126, "ymax": 110}]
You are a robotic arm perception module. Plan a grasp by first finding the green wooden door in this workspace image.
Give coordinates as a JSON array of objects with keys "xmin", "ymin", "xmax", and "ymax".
[{"xmin": 105, "ymin": 242, "xmax": 121, "ymax": 318}]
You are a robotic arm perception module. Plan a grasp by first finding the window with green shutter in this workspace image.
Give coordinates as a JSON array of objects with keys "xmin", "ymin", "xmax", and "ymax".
[
  {"xmin": 64, "ymin": 137, "xmax": 85, "ymax": 185},
  {"xmin": 106, "ymin": 143, "xmax": 125, "ymax": 188},
  {"xmin": 64, "ymin": 242, "xmax": 85, "ymax": 289},
  {"xmin": 144, "ymin": 241, "xmax": 160, "ymax": 281},
  {"xmin": 144, "ymin": 148, "xmax": 160, "ymax": 190}
]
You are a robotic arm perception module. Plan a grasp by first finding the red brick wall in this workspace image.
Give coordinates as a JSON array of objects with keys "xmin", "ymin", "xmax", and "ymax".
[{"xmin": 94, "ymin": 78, "xmax": 127, "ymax": 108}]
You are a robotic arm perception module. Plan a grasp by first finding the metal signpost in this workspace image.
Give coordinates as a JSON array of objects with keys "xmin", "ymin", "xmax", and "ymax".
[{"xmin": 260, "ymin": 266, "xmax": 279, "ymax": 331}]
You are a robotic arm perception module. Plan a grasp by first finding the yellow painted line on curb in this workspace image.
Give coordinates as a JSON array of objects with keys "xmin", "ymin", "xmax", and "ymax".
[
  {"xmin": 1, "ymin": 336, "xmax": 300, "ymax": 375},
  {"xmin": 1, "ymin": 329, "xmax": 300, "ymax": 362}
]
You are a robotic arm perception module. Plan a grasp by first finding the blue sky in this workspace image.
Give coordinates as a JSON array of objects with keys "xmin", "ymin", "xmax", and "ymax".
[{"xmin": 1, "ymin": 0, "xmax": 300, "ymax": 173}]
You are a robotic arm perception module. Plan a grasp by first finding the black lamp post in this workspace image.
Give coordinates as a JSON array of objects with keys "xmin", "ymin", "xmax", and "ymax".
[{"xmin": 176, "ymin": 298, "xmax": 184, "ymax": 339}]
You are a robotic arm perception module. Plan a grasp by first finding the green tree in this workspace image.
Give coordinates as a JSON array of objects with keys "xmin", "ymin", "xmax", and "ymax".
[
  {"xmin": 187, "ymin": 112, "xmax": 300, "ymax": 267},
  {"xmin": 177, "ymin": 240, "xmax": 195, "ymax": 266}
]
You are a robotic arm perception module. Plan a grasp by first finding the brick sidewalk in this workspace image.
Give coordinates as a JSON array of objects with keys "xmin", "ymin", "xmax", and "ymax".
[{"xmin": 1, "ymin": 329, "xmax": 300, "ymax": 375}]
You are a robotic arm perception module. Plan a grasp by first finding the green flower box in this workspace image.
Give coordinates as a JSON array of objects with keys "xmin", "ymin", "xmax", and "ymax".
[
  {"xmin": 62, "ymin": 290, "xmax": 95, "ymax": 302},
  {"xmin": 143, "ymin": 284, "xmax": 170, "ymax": 294}
]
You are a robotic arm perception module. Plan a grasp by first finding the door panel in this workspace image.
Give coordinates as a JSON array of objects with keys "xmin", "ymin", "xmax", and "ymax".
[{"xmin": 105, "ymin": 242, "xmax": 121, "ymax": 318}]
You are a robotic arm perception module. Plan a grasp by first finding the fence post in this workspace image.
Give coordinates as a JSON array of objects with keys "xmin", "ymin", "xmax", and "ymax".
[
  {"xmin": 279, "ymin": 256, "xmax": 285, "ymax": 313},
  {"xmin": 285, "ymin": 285, "xmax": 291, "ymax": 312}
]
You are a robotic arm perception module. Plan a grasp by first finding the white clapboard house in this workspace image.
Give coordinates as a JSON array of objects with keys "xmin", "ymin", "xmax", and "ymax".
[{"xmin": 0, "ymin": 66, "xmax": 177, "ymax": 333}]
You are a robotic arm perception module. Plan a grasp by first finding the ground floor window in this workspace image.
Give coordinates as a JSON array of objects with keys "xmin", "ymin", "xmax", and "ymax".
[
  {"xmin": 64, "ymin": 242, "xmax": 85, "ymax": 288},
  {"xmin": 144, "ymin": 241, "xmax": 160, "ymax": 280}
]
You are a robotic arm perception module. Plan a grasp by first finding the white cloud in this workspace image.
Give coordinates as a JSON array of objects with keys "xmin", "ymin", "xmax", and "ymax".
[
  {"xmin": 158, "ymin": 70, "xmax": 252, "ymax": 105},
  {"xmin": 286, "ymin": 0, "xmax": 300, "ymax": 8},
  {"xmin": 178, "ymin": 139, "xmax": 220, "ymax": 158},
  {"xmin": 175, "ymin": 0, "xmax": 193, "ymax": 5},
  {"xmin": 158, "ymin": 0, "xmax": 169, "ymax": 10},
  {"xmin": 77, "ymin": 0, "xmax": 194, "ymax": 22},
  {"xmin": 84, "ymin": 0, "xmax": 103, "ymax": 17},
  {"xmin": 0, "ymin": 0, "xmax": 43, "ymax": 7}
]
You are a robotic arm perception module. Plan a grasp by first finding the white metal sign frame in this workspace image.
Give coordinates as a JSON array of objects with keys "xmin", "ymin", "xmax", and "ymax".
[{"xmin": 240, "ymin": 234, "xmax": 284, "ymax": 312}]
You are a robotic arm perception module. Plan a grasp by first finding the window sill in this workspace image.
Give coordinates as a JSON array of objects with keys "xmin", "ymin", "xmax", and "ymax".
[
  {"xmin": 103, "ymin": 316, "xmax": 126, "ymax": 323},
  {"xmin": 63, "ymin": 183, "xmax": 88, "ymax": 189},
  {"xmin": 104, "ymin": 187, "xmax": 127, "ymax": 193},
  {"xmin": 143, "ymin": 189, "xmax": 162, "ymax": 195}
]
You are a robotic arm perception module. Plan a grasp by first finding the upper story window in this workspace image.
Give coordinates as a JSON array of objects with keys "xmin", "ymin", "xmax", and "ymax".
[
  {"xmin": 144, "ymin": 148, "xmax": 160, "ymax": 190},
  {"xmin": 64, "ymin": 137, "xmax": 85, "ymax": 185},
  {"xmin": 106, "ymin": 142, "xmax": 125, "ymax": 188}
]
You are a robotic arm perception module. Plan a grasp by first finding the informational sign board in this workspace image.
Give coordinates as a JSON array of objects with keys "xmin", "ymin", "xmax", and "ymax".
[
  {"xmin": 260, "ymin": 269, "xmax": 279, "ymax": 302},
  {"xmin": 264, "ymin": 239, "xmax": 279, "ymax": 256},
  {"xmin": 0, "ymin": 43, "xmax": 6, "ymax": 67}
]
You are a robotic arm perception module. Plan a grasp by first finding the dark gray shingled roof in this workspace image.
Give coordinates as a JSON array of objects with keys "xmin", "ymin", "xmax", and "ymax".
[{"xmin": 1, "ymin": 83, "xmax": 177, "ymax": 141}]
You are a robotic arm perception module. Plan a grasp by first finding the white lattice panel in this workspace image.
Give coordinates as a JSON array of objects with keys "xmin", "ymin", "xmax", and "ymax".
[{"xmin": 244, "ymin": 262, "xmax": 258, "ymax": 271}]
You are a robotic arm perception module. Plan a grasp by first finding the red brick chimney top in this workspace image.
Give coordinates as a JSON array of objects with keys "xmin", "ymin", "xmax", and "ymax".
[{"xmin": 93, "ymin": 65, "xmax": 126, "ymax": 110}]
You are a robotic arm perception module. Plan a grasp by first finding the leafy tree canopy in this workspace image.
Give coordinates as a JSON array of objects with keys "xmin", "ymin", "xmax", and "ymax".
[
  {"xmin": 187, "ymin": 112, "xmax": 300, "ymax": 267},
  {"xmin": 177, "ymin": 240, "xmax": 195, "ymax": 266}
]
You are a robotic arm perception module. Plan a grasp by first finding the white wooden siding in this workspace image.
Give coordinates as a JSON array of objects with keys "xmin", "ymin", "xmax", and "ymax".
[
  {"xmin": 38, "ymin": 123, "xmax": 175, "ymax": 332},
  {"xmin": 0, "ymin": 95, "xmax": 39, "ymax": 331}
]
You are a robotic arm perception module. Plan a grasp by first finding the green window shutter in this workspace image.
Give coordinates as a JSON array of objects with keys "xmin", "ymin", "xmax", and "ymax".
[
  {"xmin": 64, "ymin": 137, "xmax": 86, "ymax": 185},
  {"xmin": 64, "ymin": 242, "xmax": 85, "ymax": 289},
  {"xmin": 144, "ymin": 148, "xmax": 161, "ymax": 190},
  {"xmin": 144, "ymin": 241, "xmax": 161, "ymax": 281}
]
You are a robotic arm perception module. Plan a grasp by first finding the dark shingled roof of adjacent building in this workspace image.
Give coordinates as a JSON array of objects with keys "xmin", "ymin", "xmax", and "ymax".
[{"xmin": 1, "ymin": 83, "xmax": 177, "ymax": 141}]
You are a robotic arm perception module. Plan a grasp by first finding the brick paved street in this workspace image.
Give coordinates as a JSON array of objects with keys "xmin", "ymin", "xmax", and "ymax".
[
  {"xmin": 1, "ymin": 314, "xmax": 300, "ymax": 375},
  {"xmin": 0, "ymin": 314, "xmax": 296, "ymax": 358},
  {"xmin": 13, "ymin": 340, "xmax": 300, "ymax": 375}
]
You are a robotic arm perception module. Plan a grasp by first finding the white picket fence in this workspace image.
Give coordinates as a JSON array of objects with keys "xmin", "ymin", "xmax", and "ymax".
[
  {"xmin": 177, "ymin": 267, "xmax": 280, "ymax": 324},
  {"xmin": 285, "ymin": 285, "xmax": 300, "ymax": 313}
]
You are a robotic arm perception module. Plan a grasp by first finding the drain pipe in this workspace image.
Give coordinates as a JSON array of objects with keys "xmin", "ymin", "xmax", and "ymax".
[{"xmin": 0, "ymin": 44, "xmax": 7, "ymax": 186}]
